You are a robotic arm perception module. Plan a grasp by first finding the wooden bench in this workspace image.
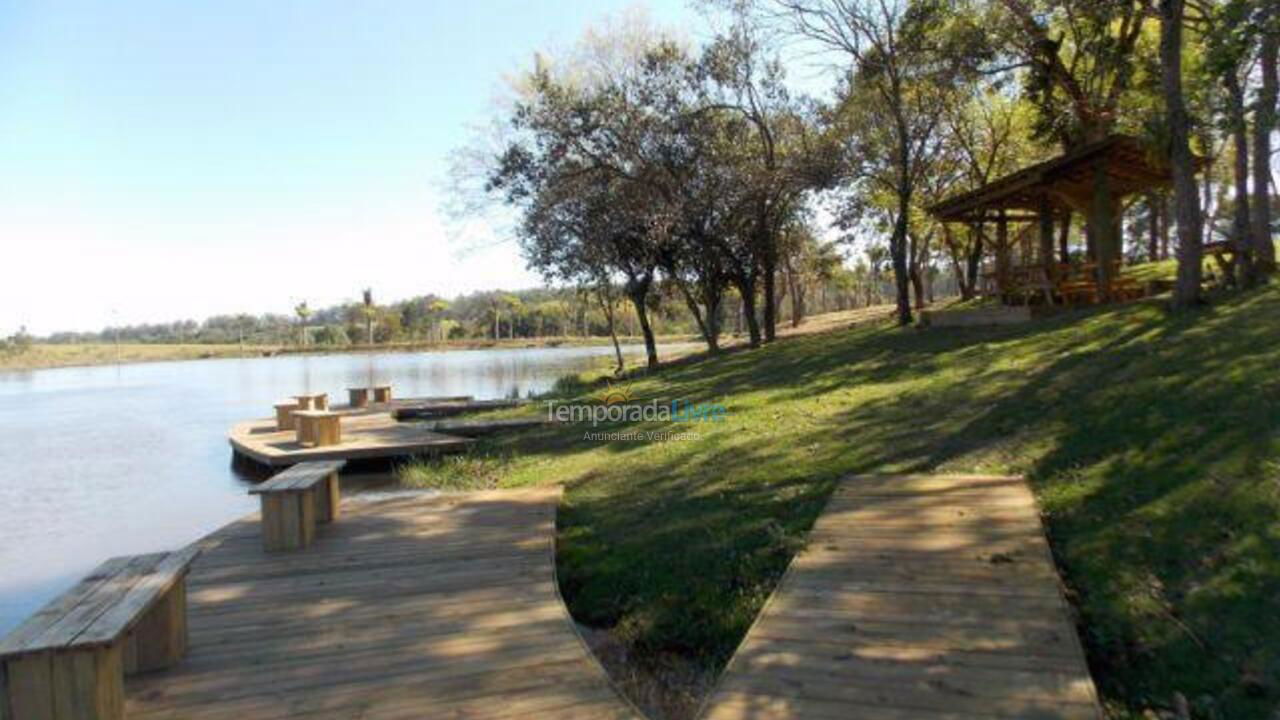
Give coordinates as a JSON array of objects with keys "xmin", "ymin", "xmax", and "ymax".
[
  {"xmin": 347, "ymin": 387, "xmax": 370, "ymax": 408},
  {"xmin": 273, "ymin": 401, "xmax": 300, "ymax": 431},
  {"xmin": 0, "ymin": 548, "xmax": 199, "ymax": 720},
  {"xmin": 248, "ymin": 460, "xmax": 346, "ymax": 552},
  {"xmin": 293, "ymin": 410, "xmax": 341, "ymax": 447}
]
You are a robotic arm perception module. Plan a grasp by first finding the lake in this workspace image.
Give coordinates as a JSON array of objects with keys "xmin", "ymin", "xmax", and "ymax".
[{"xmin": 0, "ymin": 344, "xmax": 657, "ymax": 635}]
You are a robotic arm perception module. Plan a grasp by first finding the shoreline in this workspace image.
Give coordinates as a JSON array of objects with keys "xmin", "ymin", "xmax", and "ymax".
[{"xmin": 0, "ymin": 335, "xmax": 701, "ymax": 373}]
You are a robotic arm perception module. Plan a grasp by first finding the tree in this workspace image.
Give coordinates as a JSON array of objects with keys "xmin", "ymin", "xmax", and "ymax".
[
  {"xmin": 770, "ymin": 0, "xmax": 986, "ymax": 325},
  {"xmin": 293, "ymin": 302, "xmax": 312, "ymax": 346},
  {"xmin": 1160, "ymin": 0, "xmax": 1204, "ymax": 308},
  {"xmin": 360, "ymin": 288, "xmax": 376, "ymax": 345},
  {"xmin": 696, "ymin": 16, "xmax": 830, "ymax": 342},
  {"xmin": 426, "ymin": 299, "xmax": 450, "ymax": 343},
  {"xmin": 1252, "ymin": 0, "xmax": 1278, "ymax": 273},
  {"xmin": 997, "ymin": 0, "xmax": 1152, "ymax": 148},
  {"xmin": 1201, "ymin": 0, "xmax": 1259, "ymax": 284}
]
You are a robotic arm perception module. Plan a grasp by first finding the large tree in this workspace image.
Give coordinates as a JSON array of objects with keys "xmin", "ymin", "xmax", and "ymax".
[
  {"xmin": 1252, "ymin": 0, "xmax": 1278, "ymax": 273},
  {"xmin": 998, "ymin": 0, "xmax": 1153, "ymax": 148},
  {"xmin": 1160, "ymin": 0, "xmax": 1204, "ymax": 309},
  {"xmin": 769, "ymin": 0, "xmax": 985, "ymax": 325}
]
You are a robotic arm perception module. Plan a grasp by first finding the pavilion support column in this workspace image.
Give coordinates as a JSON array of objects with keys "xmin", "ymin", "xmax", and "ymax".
[
  {"xmin": 1089, "ymin": 163, "xmax": 1120, "ymax": 299},
  {"xmin": 996, "ymin": 210, "xmax": 1011, "ymax": 303},
  {"xmin": 1059, "ymin": 213, "xmax": 1072, "ymax": 264},
  {"xmin": 1039, "ymin": 194, "xmax": 1057, "ymax": 277}
]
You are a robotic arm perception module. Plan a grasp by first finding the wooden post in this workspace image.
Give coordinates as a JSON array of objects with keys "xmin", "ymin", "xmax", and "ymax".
[
  {"xmin": 5, "ymin": 645, "xmax": 125, "ymax": 720},
  {"xmin": 295, "ymin": 415, "xmax": 316, "ymax": 447},
  {"xmin": 274, "ymin": 403, "xmax": 299, "ymax": 432},
  {"xmin": 372, "ymin": 385, "xmax": 392, "ymax": 404},
  {"xmin": 314, "ymin": 393, "xmax": 328, "ymax": 411},
  {"xmin": 347, "ymin": 388, "xmax": 370, "ymax": 408},
  {"xmin": 1090, "ymin": 163, "xmax": 1120, "ymax": 299},
  {"xmin": 315, "ymin": 416, "xmax": 340, "ymax": 447},
  {"xmin": 316, "ymin": 471, "xmax": 341, "ymax": 523},
  {"xmin": 260, "ymin": 491, "xmax": 316, "ymax": 552},
  {"xmin": 1039, "ymin": 195, "xmax": 1057, "ymax": 275},
  {"xmin": 996, "ymin": 210, "xmax": 1011, "ymax": 302},
  {"xmin": 124, "ymin": 581, "xmax": 187, "ymax": 675},
  {"xmin": 293, "ymin": 395, "xmax": 314, "ymax": 411}
]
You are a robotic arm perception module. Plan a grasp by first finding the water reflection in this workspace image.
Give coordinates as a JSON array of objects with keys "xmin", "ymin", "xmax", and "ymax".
[{"xmin": 0, "ymin": 344, "xmax": 661, "ymax": 634}]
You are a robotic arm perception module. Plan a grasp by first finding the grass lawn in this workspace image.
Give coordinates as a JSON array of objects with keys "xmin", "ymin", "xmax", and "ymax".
[{"xmin": 399, "ymin": 284, "xmax": 1280, "ymax": 719}]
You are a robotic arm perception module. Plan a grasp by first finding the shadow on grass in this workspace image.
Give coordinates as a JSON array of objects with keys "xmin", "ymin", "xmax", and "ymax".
[{"xmin": 435, "ymin": 289, "xmax": 1280, "ymax": 719}]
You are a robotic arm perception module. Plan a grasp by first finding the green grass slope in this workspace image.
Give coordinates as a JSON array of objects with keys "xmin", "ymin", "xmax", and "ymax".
[{"xmin": 404, "ymin": 285, "xmax": 1280, "ymax": 719}]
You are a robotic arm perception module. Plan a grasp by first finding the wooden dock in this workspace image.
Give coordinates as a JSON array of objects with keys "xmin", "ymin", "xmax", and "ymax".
[
  {"xmin": 699, "ymin": 475, "xmax": 1103, "ymax": 720},
  {"xmin": 229, "ymin": 412, "xmax": 473, "ymax": 468},
  {"xmin": 125, "ymin": 488, "xmax": 640, "ymax": 719}
]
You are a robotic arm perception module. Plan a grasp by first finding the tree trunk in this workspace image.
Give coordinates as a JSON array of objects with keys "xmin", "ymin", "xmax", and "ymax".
[
  {"xmin": 1160, "ymin": 0, "xmax": 1203, "ymax": 309},
  {"xmin": 1226, "ymin": 71, "xmax": 1254, "ymax": 285},
  {"xmin": 675, "ymin": 278, "xmax": 719, "ymax": 353},
  {"xmin": 626, "ymin": 290, "xmax": 659, "ymax": 369},
  {"xmin": 735, "ymin": 278, "xmax": 762, "ymax": 347},
  {"xmin": 1158, "ymin": 194, "xmax": 1171, "ymax": 259},
  {"xmin": 596, "ymin": 287, "xmax": 625, "ymax": 375},
  {"xmin": 1253, "ymin": 6, "xmax": 1278, "ymax": 273},
  {"xmin": 784, "ymin": 255, "xmax": 805, "ymax": 328},
  {"xmin": 890, "ymin": 204, "xmax": 913, "ymax": 325},
  {"xmin": 967, "ymin": 225, "xmax": 985, "ymax": 295},
  {"xmin": 1147, "ymin": 193, "xmax": 1161, "ymax": 262},
  {"xmin": 761, "ymin": 242, "xmax": 778, "ymax": 343}
]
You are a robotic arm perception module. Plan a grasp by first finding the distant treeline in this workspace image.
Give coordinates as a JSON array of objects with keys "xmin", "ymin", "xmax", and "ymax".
[{"xmin": 39, "ymin": 269, "xmax": 953, "ymax": 347}]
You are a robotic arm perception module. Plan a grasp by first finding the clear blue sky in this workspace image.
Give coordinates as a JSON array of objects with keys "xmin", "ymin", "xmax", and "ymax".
[{"xmin": 0, "ymin": 0, "xmax": 704, "ymax": 335}]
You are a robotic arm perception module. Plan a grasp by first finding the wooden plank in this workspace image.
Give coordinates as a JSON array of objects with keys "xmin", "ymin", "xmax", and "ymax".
[
  {"xmin": 124, "ymin": 488, "xmax": 637, "ymax": 719},
  {"xmin": 51, "ymin": 644, "xmax": 124, "ymax": 720},
  {"xmin": 698, "ymin": 475, "xmax": 1102, "ymax": 720},
  {"xmin": 0, "ymin": 556, "xmax": 133, "ymax": 656},
  {"xmin": 125, "ymin": 580, "xmax": 187, "ymax": 674},
  {"xmin": 228, "ymin": 415, "xmax": 471, "ymax": 468},
  {"xmin": 250, "ymin": 460, "xmax": 345, "ymax": 494},
  {"xmin": 5, "ymin": 653, "xmax": 54, "ymax": 719},
  {"xmin": 76, "ymin": 546, "xmax": 199, "ymax": 647},
  {"xmin": 25, "ymin": 555, "xmax": 164, "ymax": 652}
]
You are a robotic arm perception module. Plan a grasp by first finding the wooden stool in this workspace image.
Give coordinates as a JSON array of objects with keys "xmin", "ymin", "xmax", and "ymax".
[
  {"xmin": 248, "ymin": 461, "xmax": 346, "ymax": 552},
  {"xmin": 294, "ymin": 410, "xmax": 341, "ymax": 447},
  {"xmin": 0, "ymin": 548, "xmax": 199, "ymax": 720},
  {"xmin": 347, "ymin": 387, "xmax": 370, "ymax": 408},
  {"xmin": 293, "ymin": 393, "xmax": 327, "ymax": 411},
  {"xmin": 372, "ymin": 385, "xmax": 392, "ymax": 403},
  {"xmin": 274, "ymin": 401, "xmax": 300, "ymax": 431}
]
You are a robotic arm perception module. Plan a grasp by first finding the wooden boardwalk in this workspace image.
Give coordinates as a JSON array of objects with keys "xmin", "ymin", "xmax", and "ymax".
[
  {"xmin": 699, "ymin": 475, "xmax": 1103, "ymax": 720},
  {"xmin": 125, "ymin": 488, "xmax": 640, "ymax": 719},
  {"xmin": 229, "ymin": 412, "xmax": 472, "ymax": 467}
]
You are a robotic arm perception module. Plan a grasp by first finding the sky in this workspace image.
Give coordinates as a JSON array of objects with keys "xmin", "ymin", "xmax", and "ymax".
[{"xmin": 0, "ymin": 0, "xmax": 706, "ymax": 335}]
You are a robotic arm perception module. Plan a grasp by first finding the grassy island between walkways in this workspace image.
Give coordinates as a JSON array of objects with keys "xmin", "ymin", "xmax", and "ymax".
[{"xmin": 401, "ymin": 284, "xmax": 1280, "ymax": 720}]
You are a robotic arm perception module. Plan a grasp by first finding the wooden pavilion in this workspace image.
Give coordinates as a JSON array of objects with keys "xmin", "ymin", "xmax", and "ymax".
[{"xmin": 928, "ymin": 134, "xmax": 1187, "ymax": 305}]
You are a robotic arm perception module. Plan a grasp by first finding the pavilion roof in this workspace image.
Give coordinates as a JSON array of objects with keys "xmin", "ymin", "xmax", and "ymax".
[{"xmin": 928, "ymin": 135, "xmax": 1181, "ymax": 223}]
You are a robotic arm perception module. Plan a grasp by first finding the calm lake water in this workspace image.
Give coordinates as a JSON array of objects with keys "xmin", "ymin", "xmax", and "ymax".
[{"xmin": 0, "ymin": 344, "xmax": 655, "ymax": 635}]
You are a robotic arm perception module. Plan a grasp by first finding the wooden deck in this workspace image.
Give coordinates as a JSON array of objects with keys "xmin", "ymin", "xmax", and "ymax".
[
  {"xmin": 125, "ymin": 488, "xmax": 640, "ymax": 719},
  {"xmin": 229, "ymin": 412, "xmax": 473, "ymax": 468},
  {"xmin": 699, "ymin": 475, "xmax": 1103, "ymax": 720}
]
